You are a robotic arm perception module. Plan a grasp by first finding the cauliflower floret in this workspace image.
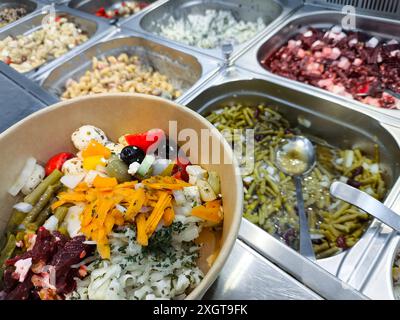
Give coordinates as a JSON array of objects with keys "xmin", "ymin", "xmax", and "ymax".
[
  {"xmin": 71, "ymin": 125, "xmax": 108, "ymax": 151},
  {"xmin": 62, "ymin": 157, "xmax": 84, "ymax": 175}
]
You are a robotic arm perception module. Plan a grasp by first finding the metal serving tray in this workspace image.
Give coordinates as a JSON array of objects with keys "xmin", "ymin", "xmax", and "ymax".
[
  {"xmin": 180, "ymin": 65, "xmax": 400, "ymax": 294},
  {"xmin": 234, "ymin": 5, "xmax": 400, "ymax": 121},
  {"xmin": 0, "ymin": 6, "xmax": 110, "ymax": 79},
  {"xmin": 67, "ymin": 0, "xmax": 160, "ymax": 25},
  {"xmin": 0, "ymin": 0, "xmax": 44, "ymax": 32},
  {"xmin": 347, "ymin": 124, "xmax": 400, "ymax": 300},
  {"xmin": 122, "ymin": 0, "xmax": 301, "ymax": 60},
  {"xmin": 35, "ymin": 27, "xmax": 221, "ymax": 103}
]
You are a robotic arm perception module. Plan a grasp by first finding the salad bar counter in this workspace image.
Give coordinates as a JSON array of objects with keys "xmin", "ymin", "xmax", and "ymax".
[{"xmin": 1, "ymin": 0, "xmax": 400, "ymax": 300}]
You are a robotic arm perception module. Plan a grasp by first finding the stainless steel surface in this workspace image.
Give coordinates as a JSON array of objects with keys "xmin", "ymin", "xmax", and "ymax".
[
  {"xmin": 182, "ymin": 66, "xmax": 400, "ymax": 297},
  {"xmin": 204, "ymin": 238, "xmax": 322, "ymax": 300},
  {"xmin": 35, "ymin": 27, "xmax": 221, "ymax": 103},
  {"xmin": 305, "ymin": 0, "xmax": 400, "ymax": 20},
  {"xmin": 234, "ymin": 5, "xmax": 400, "ymax": 120},
  {"xmin": 67, "ymin": 0, "xmax": 158, "ymax": 24},
  {"xmin": 331, "ymin": 181, "xmax": 400, "ymax": 233},
  {"xmin": 275, "ymin": 136, "xmax": 316, "ymax": 260},
  {"xmin": 0, "ymin": 62, "xmax": 57, "ymax": 132},
  {"xmin": 122, "ymin": 0, "xmax": 301, "ymax": 60},
  {"xmin": 0, "ymin": 6, "xmax": 110, "ymax": 79}
]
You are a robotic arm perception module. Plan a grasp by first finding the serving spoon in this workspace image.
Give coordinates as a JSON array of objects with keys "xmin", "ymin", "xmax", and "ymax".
[
  {"xmin": 330, "ymin": 181, "xmax": 400, "ymax": 232},
  {"xmin": 275, "ymin": 136, "xmax": 316, "ymax": 260}
]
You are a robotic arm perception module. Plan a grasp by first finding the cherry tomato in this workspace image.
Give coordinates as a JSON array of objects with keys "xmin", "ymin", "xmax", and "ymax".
[
  {"xmin": 45, "ymin": 152, "xmax": 74, "ymax": 176},
  {"xmin": 124, "ymin": 129, "xmax": 165, "ymax": 152}
]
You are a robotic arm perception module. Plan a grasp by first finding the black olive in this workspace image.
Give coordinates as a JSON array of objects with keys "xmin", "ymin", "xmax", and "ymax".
[{"xmin": 120, "ymin": 146, "xmax": 145, "ymax": 165}]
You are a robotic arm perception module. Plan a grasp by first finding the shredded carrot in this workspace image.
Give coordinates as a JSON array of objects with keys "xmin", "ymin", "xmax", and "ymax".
[
  {"xmin": 142, "ymin": 176, "xmax": 191, "ymax": 190},
  {"xmin": 136, "ymin": 213, "xmax": 148, "ymax": 246},
  {"xmin": 146, "ymin": 192, "xmax": 171, "ymax": 235},
  {"xmin": 125, "ymin": 188, "xmax": 146, "ymax": 221},
  {"xmin": 163, "ymin": 206, "xmax": 175, "ymax": 227}
]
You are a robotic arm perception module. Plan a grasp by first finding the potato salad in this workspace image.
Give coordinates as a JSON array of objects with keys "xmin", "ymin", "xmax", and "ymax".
[{"xmin": 0, "ymin": 15, "xmax": 88, "ymax": 73}]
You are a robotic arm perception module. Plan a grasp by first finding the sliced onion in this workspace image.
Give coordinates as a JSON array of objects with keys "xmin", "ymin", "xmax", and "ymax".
[
  {"xmin": 13, "ymin": 202, "xmax": 33, "ymax": 213},
  {"xmin": 60, "ymin": 174, "xmax": 85, "ymax": 189},
  {"xmin": 8, "ymin": 157, "xmax": 37, "ymax": 196}
]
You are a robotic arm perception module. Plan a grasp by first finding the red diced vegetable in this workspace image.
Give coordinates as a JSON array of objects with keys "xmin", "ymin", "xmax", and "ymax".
[
  {"xmin": 45, "ymin": 152, "xmax": 74, "ymax": 176},
  {"xmin": 124, "ymin": 129, "xmax": 165, "ymax": 152},
  {"xmin": 172, "ymin": 157, "xmax": 191, "ymax": 182}
]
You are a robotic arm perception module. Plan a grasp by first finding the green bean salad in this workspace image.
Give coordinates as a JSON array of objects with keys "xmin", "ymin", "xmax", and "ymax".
[{"xmin": 206, "ymin": 104, "xmax": 386, "ymax": 258}]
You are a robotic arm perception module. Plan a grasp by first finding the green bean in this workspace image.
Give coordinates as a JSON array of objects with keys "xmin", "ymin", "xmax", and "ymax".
[
  {"xmin": 314, "ymin": 242, "xmax": 330, "ymax": 254},
  {"xmin": 54, "ymin": 206, "xmax": 69, "ymax": 224},
  {"xmin": 317, "ymin": 246, "xmax": 340, "ymax": 259},
  {"xmin": 32, "ymin": 203, "xmax": 53, "ymax": 229},
  {"xmin": 331, "ymin": 203, "xmax": 351, "ymax": 219},
  {"xmin": 5, "ymin": 209, "xmax": 26, "ymax": 234},
  {"xmin": 23, "ymin": 169, "xmax": 62, "ymax": 205},
  {"xmin": 21, "ymin": 184, "xmax": 58, "ymax": 226},
  {"xmin": 207, "ymin": 103, "xmax": 386, "ymax": 258},
  {"xmin": 0, "ymin": 234, "xmax": 16, "ymax": 267}
]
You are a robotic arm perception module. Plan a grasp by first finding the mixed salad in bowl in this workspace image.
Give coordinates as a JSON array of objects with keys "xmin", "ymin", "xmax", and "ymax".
[{"xmin": 0, "ymin": 125, "xmax": 223, "ymax": 300}]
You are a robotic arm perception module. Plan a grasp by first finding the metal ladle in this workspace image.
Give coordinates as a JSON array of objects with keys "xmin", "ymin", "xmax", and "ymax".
[
  {"xmin": 275, "ymin": 136, "xmax": 316, "ymax": 260},
  {"xmin": 330, "ymin": 181, "xmax": 400, "ymax": 232}
]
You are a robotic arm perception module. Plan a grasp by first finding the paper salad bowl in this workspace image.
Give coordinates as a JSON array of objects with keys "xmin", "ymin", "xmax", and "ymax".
[{"xmin": 0, "ymin": 93, "xmax": 243, "ymax": 300}]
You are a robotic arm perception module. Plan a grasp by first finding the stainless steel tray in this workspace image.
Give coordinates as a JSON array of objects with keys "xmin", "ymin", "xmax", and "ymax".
[
  {"xmin": 121, "ymin": 0, "xmax": 301, "ymax": 61},
  {"xmin": 0, "ymin": 0, "xmax": 44, "ymax": 32},
  {"xmin": 234, "ymin": 4, "xmax": 400, "ymax": 120},
  {"xmin": 66, "ymin": 0, "xmax": 160, "ymax": 25},
  {"xmin": 34, "ymin": 27, "xmax": 221, "ymax": 103},
  {"xmin": 180, "ymin": 65, "xmax": 400, "ymax": 295},
  {"xmin": 0, "ymin": 5, "xmax": 110, "ymax": 79},
  {"xmin": 205, "ymin": 238, "xmax": 323, "ymax": 300}
]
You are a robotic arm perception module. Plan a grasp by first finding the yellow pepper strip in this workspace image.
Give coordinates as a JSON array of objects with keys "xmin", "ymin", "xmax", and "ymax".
[
  {"xmin": 163, "ymin": 206, "xmax": 175, "ymax": 227},
  {"xmin": 93, "ymin": 176, "xmax": 118, "ymax": 188},
  {"xmin": 82, "ymin": 140, "xmax": 111, "ymax": 158},
  {"xmin": 146, "ymin": 192, "xmax": 171, "ymax": 236},
  {"xmin": 125, "ymin": 188, "xmax": 146, "ymax": 221},
  {"xmin": 136, "ymin": 213, "xmax": 148, "ymax": 246},
  {"xmin": 83, "ymin": 155, "xmax": 104, "ymax": 171},
  {"xmin": 192, "ymin": 203, "xmax": 223, "ymax": 223}
]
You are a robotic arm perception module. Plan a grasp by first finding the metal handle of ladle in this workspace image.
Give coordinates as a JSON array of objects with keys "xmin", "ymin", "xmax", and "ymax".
[
  {"xmin": 295, "ymin": 176, "xmax": 316, "ymax": 261},
  {"xmin": 330, "ymin": 181, "xmax": 400, "ymax": 232}
]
